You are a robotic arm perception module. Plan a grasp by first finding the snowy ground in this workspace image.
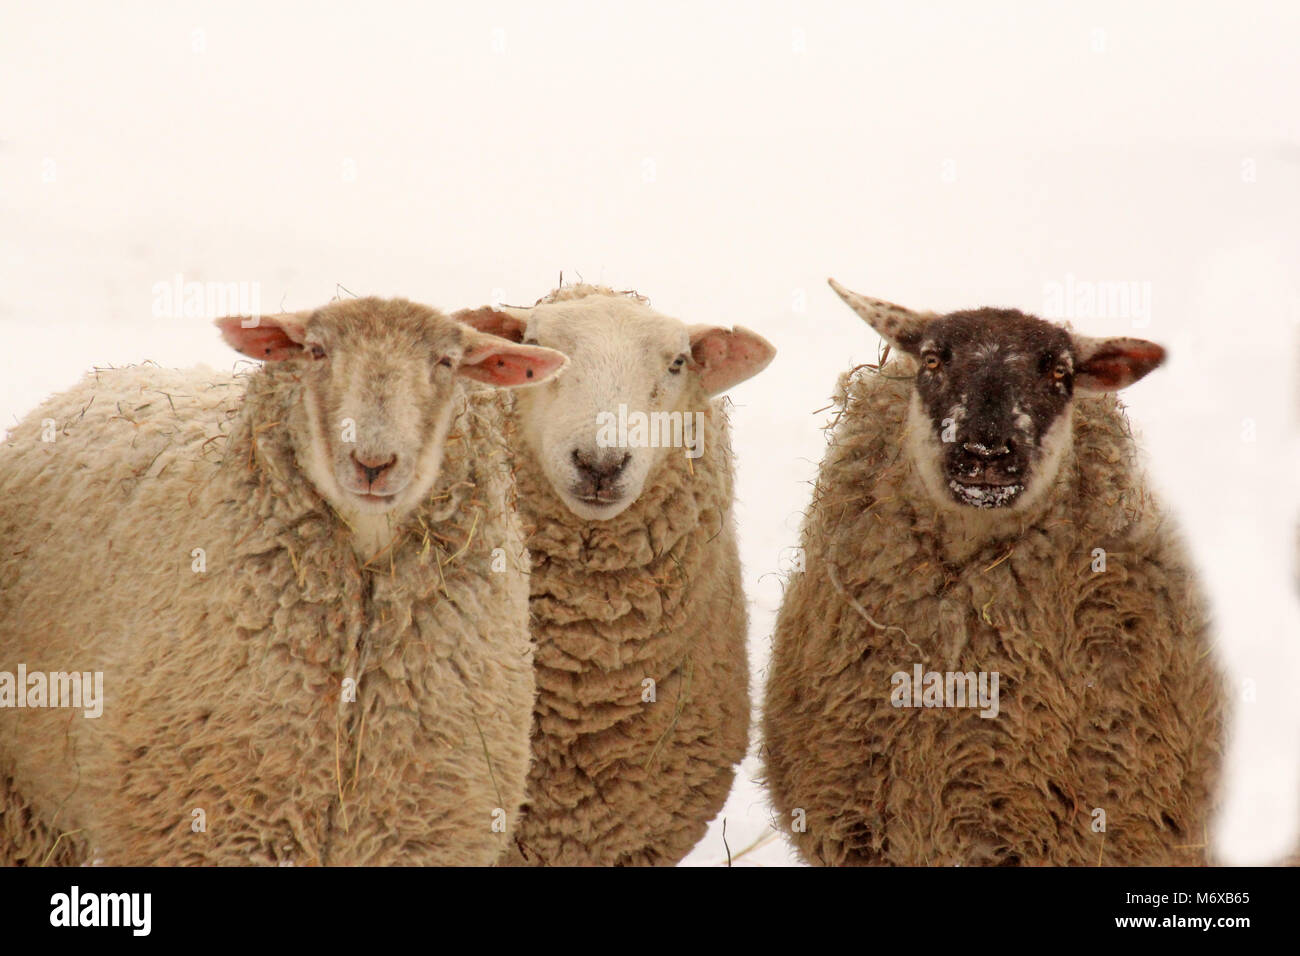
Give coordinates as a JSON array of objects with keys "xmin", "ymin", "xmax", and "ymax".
[{"xmin": 2, "ymin": 1, "xmax": 1297, "ymax": 866}]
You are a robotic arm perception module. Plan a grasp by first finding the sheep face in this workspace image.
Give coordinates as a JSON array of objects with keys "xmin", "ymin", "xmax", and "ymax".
[
  {"xmin": 828, "ymin": 279, "xmax": 1166, "ymax": 514},
  {"xmin": 457, "ymin": 292, "xmax": 774, "ymax": 521},
  {"xmin": 216, "ymin": 298, "xmax": 566, "ymax": 527}
]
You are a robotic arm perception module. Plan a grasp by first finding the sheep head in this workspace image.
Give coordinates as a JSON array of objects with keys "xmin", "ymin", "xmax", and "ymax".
[
  {"xmin": 828, "ymin": 278, "xmax": 1165, "ymax": 515},
  {"xmin": 457, "ymin": 286, "xmax": 775, "ymax": 521},
  {"xmin": 216, "ymin": 297, "xmax": 566, "ymax": 530}
]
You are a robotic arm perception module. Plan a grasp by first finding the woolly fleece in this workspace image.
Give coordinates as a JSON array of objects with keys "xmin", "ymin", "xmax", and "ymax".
[
  {"xmin": 504, "ymin": 286, "xmax": 750, "ymax": 866},
  {"xmin": 762, "ymin": 358, "xmax": 1226, "ymax": 866},
  {"xmin": 0, "ymin": 356, "xmax": 533, "ymax": 866}
]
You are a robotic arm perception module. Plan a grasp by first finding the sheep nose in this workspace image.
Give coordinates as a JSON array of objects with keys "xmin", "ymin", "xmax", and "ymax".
[
  {"xmin": 572, "ymin": 449, "xmax": 631, "ymax": 486},
  {"xmin": 961, "ymin": 440, "xmax": 1012, "ymax": 460},
  {"xmin": 352, "ymin": 452, "xmax": 397, "ymax": 485}
]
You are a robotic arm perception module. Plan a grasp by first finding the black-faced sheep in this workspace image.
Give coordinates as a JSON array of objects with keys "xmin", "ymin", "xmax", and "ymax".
[
  {"xmin": 762, "ymin": 279, "xmax": 1226, "ymax": 866},
  {"xmin": 0, "ymin": 297, "xmax": 566, "ymax": 865}
]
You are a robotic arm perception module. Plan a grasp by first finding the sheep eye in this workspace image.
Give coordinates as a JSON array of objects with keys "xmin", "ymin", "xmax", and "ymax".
[
  {"xmin": 922, "ymin": 353, "xmax": 942, "ymax": 371},
  {"xmin": 309, "ymin": 344, "xmax": 327, "ymax": 360},
  {"xmin": 437, "ymin": 356, "xmax": 453, "ymax": 368},
  {"xmin": 522, "ymin": 337, "xmax": 539, "ymax": 346},
  {"xmin": 669, "ymin": 355, "xmax": 687, "ymax": 374},
  {"xmin": 1052, "ymin": 363, "xmax": 1069, "ymax": 380}
]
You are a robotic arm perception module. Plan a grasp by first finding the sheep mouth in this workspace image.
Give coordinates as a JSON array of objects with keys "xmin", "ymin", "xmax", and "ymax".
[
  {"xmin": 946, "ymin": 478, "xmax": 1025, "ymax": 509},
  {"xmin": 571, "ymin": 490, "xmax": 624, "ymax": 506},
  {"xmin": 346, "ymin": 489, "xmax": 403, "ymax": 509},
  {"xmin": 562, "ymin": 486, "xmax": 634, "ymax": 520},
  {"xmin": 568, "ymin": 474, "xmax": 626, "ymax": 505}
]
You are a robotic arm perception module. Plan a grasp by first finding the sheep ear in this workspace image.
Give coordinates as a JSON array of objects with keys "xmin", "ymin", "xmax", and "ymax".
[
  {"xmin": 458, "ymin": 329, "xmax": 567, "ymax": 388},
  {"xmin": 216, "ymin": 312, "xmax": 311, "ymax": 361},
  {"xmin": 452, "ymin": 306, "xmax": 530, "ymax": 344},
  {"xmin": 688, "ymin": 325, "xmax": 776, "ymax": 395},
  {"xmin": 1071, "ymin": 334, "xmax": 1166, "ymax": 392},
  {"xmin": 827, "ymin": 278, "xmax": 934, "ymax": 355}
]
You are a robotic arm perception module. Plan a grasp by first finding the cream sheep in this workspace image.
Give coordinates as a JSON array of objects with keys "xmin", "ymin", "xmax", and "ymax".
[
  {"xmin": 0, "ymin": 297, "xmax": 566, "ymax": 866},
  {"xmin": 762, "ymin": 279, "xmax": 1226, "ymax": 866},
  {"xmin": 456, "ymin": 284, "xmax": 776, "ymax": 865}
]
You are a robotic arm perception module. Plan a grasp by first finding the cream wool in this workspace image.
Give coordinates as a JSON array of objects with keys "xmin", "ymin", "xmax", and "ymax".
[
  {"xmin": 0, "ymin": 299, "xmax": 565, "ymax": 865},
  {"xmin": 763, "ymin": 357, "xmax": 1226, "ymax": 866},
  {"xmin": 508, "ymin": 399, "xmax": 749, "ymax": 866},
  {"xmin": 460, "ymin": 285, "xmax": 771, "ymax": 866}
]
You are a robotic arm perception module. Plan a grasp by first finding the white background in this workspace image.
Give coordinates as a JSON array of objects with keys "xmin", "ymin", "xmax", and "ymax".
[{"xmin": 2, "ymin": 1, "xmax": 1297, "ymax": 865}]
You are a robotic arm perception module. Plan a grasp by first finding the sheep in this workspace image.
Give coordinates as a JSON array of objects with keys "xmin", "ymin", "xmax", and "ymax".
[
  {"xmin": 455, "ymin": 284, "xmax": 776, "ymax": 865},
  {"xmin": 0, "ymin": 297, "xmax": 568, "ymax": 866},
  {"xmin": 761, "ymin": 279, "xmax": 1226, "ymax": 866}
]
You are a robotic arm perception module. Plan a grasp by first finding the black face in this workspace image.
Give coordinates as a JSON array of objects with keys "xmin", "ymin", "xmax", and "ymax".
[{"xmin": 911, "ymin": 309, "xmax": 1075, "ymax": 509}]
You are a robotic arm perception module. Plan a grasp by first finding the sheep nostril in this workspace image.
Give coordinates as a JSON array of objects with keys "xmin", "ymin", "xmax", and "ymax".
[
  {"xmin": 962, "ymin": 441, "xmax": 1011, "ymax": 460},
  {"xmin": 572, "ymin": 450, "xmax": 629, "ymax": 484},
  {"xmin": 352, "ymin": 452, "xmax": 397, "ymax": 486}
]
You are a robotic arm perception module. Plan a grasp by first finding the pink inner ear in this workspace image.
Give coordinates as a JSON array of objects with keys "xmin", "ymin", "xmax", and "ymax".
[
  {"xmin": 458, "ymin": 344, "xmax": 565, "ymax": 388},
  {"xmin": 692, "ymin": 334, "xmax": 731, "ymax": 367},
  {"xmin": 1079, "ymin": 341, "xmax": 1166, "ymax": 389},
  {"xmin": 690, "ymin": 327, "xmax": 776, "ymax": 395},
  {"xmin": 216, "ymin": 316, "xmax": 305, "ymax": 361},
  {"xmin": 1081, "ymin": 357, "xmax": 1133, "ymax": 389}
]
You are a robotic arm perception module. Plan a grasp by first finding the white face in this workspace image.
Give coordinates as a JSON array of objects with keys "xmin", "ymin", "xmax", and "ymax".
[
  {"xmin": 512, "ymin": 297, "xmax": 697, "ymax": 521},
  {"xmin": 217, "ymin": 299, "xmax": 567, "ymax": 544},
  {"xmin": 295, "ymin": 333, "xmax": 462, "ymax": 521}
]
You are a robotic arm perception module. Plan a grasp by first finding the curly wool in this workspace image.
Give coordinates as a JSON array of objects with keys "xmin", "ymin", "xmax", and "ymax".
[
  {"xmin": 501, "ymin": 290, "xmax": 750, "ymax": 867},
  {"xmin": 529, "ymin": 282, "xmax": 649, "ymax": 308},
  {"xmin": 762, "ymin": 359, "xmax": 1226, "ymax": 866},
  {"xmin": 0, "ymin": 364, "xmax": 533, "ymax": 866}
]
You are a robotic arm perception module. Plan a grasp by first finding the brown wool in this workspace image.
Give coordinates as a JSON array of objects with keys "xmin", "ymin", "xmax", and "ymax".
[{"xmin": 762, "ymin": 361, "xmax": 1227, "ymax": 866}]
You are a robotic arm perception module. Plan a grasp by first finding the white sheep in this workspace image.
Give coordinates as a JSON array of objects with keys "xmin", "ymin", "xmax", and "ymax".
[
  {"xmin": 456, "ymin": 283, "xmax": 776, "ymax": 865},
  {"xmin": 0, "ymin": 297, "xmax": 566, "ymax": 865},
  {"xmin": 762, "ymin": 279, "xmax": 1226, "ymax": 866}
]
